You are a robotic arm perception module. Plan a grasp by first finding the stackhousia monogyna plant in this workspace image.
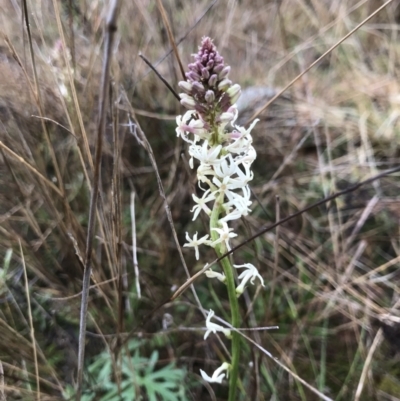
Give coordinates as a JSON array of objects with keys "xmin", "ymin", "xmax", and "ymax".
[{"xmin": 176, "ymin": 37, "xmax": 264, "ymax": 400}]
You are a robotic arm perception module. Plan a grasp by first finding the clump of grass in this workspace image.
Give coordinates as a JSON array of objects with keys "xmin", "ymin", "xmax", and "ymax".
[{"xmin": 0, "ymin": 1, "xmax": 400, "ymax": 400}]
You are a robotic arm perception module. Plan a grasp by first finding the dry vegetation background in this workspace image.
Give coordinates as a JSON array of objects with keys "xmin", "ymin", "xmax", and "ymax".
[{"xmin": 1, "ymin": 0, "xmax": 400, "ymax": 400}]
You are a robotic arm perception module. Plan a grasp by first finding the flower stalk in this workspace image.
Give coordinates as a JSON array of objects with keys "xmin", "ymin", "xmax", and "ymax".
[{"xmin": 176, "ymin": 37, "xmax": 263, "ymax": 399}]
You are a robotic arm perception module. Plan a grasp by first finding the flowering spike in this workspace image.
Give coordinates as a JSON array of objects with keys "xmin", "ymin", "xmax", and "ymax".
[{"xmin": 177, "ymin": 38, "xmax": 261, "ymax": 395}]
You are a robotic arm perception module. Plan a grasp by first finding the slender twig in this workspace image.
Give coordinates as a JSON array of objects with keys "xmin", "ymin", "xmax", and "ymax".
[
  {"xmin": 0, "ymin": 141, "xmax": 62, "ymax": 197},
  {"xmin": 21, "ymin": 0, "xmax": 64, "ymax": 193},
  {"xmin": 245, "ymin": 0, "xmax": 396, "ymax": 125},
  {"xmin": 20, "ymin": 240, "xmax": 40, "ymax": 401},
  {"xmin": 354, "ymin": 329, "xmax": 383, "ymax": 401},
  {"xmin": 130, "ymin": 192, "xmax": 141, "ymax": 298},
  {"xmin": 139, "ymin": 53, "xmax": 180, "ymax": 100},
  {"xmin": 68, "ymin": 0, "xmax": 76, "ymax": 69},
  {"xmin": 76, "ymin": 1, "xmax": 121, "ymax": 399},
  {"xmin": 51, "ymin": 0, "xmax": 93, "ymax": 170},
  {"xmin": 0, "ymin": 361, "xmax": 4, "ymax": 401},
  {"xmin": 31, "ymin": 115, "xmax": 76, "ymax": 138},
  {"xmin": 268, "ymin": 195, "xmax": 280, "ymax": 313}
]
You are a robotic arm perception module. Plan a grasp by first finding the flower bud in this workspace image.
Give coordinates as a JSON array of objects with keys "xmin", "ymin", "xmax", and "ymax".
[
  {"xmin": 219, "ymin": 111, "xmax": 235, "ymax": 124},
  {"xmin": 219, "ymin": 93, "xmax": 232, "ymax": 111},
  {"xmin": 186, "ymin": 71, "xmax": 200, "ymax": 82},
  {"xmin": 218, "ymin": 78, "xmax": 232, "ymax": 92},
  {"xmin": 213, "ymin": 64, "xmax": 224, "ymax": 74},
  {"xmin": 218, "ymin": 66, "xmax": 231, "ymax": 79},
  {"xmin": 192, "ymin": 81, "xmax": 205, "ymax": 94},
  {"xmin": 180, "ymin": 94, "xmax": 196, "ymax": 109},
  {"xmin": 208, "ymin": 74, "xmax": 218, "ymax": 87},
  {"xmin": 227, "ymin": 84, "xmax": 241, "ymax": 104},
  {"xmin": 205, "ymin": 90, "xmax": 215, "ymax": 104},
  {"xmin": 178, "ymin": 80, "xmax": 193, "ymax": 94},
  {"xmin": 201, "ymin": 68, "xmax": 210, "ymax": 79}
]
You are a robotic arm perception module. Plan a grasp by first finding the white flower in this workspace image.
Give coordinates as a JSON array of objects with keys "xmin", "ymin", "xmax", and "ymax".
[
  {"xmin": 223, "ymin": 190, "xmax": 252, "ymax": 217},
  {"xmin": 234, "ymin": 263, "xmax": 265, "ymax": 296},
  {"xmin": 179, "ymin": 93, "xmax": 196, "ymax": 109},
  {"xmin": 212, "ymin": 176, "xmax": 242, "ymax": 202},
  {"xmin": 183, "ymin": 232, "xmax": 210, "ymax": 260},
  {"xmin": 189, "ymin": 141, "xmax": 224, "ymax": 166},
  {"xmin": 200, "ymin": 362, "xmax": 230, "ymax": 384},
  {"xmin": 218, "ymin": 208, "xmax": 243, "ymax": 223},
  {"xmin": 234, "ymin": 145, "xmax": 257, "ymax": 165},
  {"xmin": 191, "ymin": 190, "xmax": 216, "ymax": 220},
  {"xmin": 176, "ymin": 111, "xmax": 207, "ymax": 142},
  {"xmin": 213, "ymin": 154, "xmax": 238, "ymax": 178},
  {"xmin": 204, "ymin": 309, "xmax": 231, "ymax": 339},
  {"xmin": 234, "ymin": 162, "xmax": 254, "ymax": 184},
  {"xmin": 205, "ymin": 269, "xmax": 226, "ymax": 282},
  {"xmin": 197, "ymin": 163, "xmax": 215, "ymax": 184},
  {"xmin": 211, "ymin": 222, "xmax": 237, "ymax": 251},
  {"xmin": 225, "ymin": 119, "xmax": 259, "ymax": 154}
]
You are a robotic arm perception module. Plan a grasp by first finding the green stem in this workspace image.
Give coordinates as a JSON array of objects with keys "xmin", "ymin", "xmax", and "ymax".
[{"xmin": 210, "ymin": 193, "xmax": 241, "ymax": 401}]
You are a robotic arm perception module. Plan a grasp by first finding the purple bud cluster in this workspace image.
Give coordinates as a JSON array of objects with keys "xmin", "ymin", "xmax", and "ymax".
[{"xmin": 178, "ymin": 37, "xmax": 241, "ymax": 129}]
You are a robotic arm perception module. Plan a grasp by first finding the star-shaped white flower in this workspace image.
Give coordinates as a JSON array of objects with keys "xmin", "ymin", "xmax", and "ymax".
[
  {"xmin": 205, "ymin": 269, "xmax": 226, "ymax": 282},
  {"xmin": 200, "ymin": 362, "xmax": 230, "ymax": 384},
  {"xmin": 212, "ymin": 176, "xmax": 242, "ymax": 204},
  {"xmin": 211, "ymin": 222, "xmax": 237, "ymax": 251},
  {"xmin": 213, "ymin": 154, "xmax": 238, "ymax": 178},
  {"xmin": 218, "ymin": 208, "xmax": 243, "ymax": 223},
  {"xmin": 225, "ymin": 119, "xmax": 259, "ymax": 154},
  {"xmin": 234, "ymin": 145, "xmax": 257, "ymax": 165},
  {"xmin": 223, "ymin": 190, "xmax": 252, "ymax": 217},
  {"xmin": 191, "ymin": 189, "xmax": 216, "ymax": 221},
  {"xmin": 183, "ymin": 232, "xmax": 210, "ymax": 260},
  {"xmin": 204, "ymin": 309, "xmax": 231, "ymax": 339},
  {"xmin": 189, "ymin": 141, "xmax": 224, "ymax": 166},
  {"xmin": 176, "ymin": 111, "xmax": 208, "ymax": 143},
  {"xmin": 234, "ymin": 263, "xmax": 265, "ymax": 296}
]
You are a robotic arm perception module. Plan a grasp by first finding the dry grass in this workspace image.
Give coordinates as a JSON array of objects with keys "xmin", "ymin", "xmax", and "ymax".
[{"xmin": 1, "ymin": 0, "xmax": 400, "ymax": 400}]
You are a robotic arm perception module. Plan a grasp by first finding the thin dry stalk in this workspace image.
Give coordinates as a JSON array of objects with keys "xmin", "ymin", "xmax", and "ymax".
[
  {"xmin": 268, "ymin": 195, "xmax": 280, "ymax": 312},
  {"xmin": 354, "ymin": 329, "xmax": 383, "ymax": 401},
  {"xmin": 0, "ymin": 361, "xmax": 5, "ymax": 401},
  {"xmin": 0, "ymin": 141, "xmax": 62, "ymax": 197},
  {"xmin": 76, "ymin": 1, "xmax": 121, "ymax": 399},
  {"xmin": 155, "ymin": 0, "xmax": 185, "ymax": 80},
  {"xmin": 20, "ymin": 240, "xmax": 40, "ymax": 401},
  {"xmin": 50, "ymin": 0, "xmax": 93, "ymax": 171},
  {"xmin": 21, "ymin": 0, "xmax": 64, "ymax": 192},
  {"xmin": 130, "ymin": 192, "xmax": 141, "ymax": 299}
]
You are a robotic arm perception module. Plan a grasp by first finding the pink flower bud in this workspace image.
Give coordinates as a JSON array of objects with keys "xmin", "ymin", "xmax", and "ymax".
[
  {"xmin": 208, "ymin": 74, "xmax": 218, "ymax": 87},
  {"xmin": 205, "ymin": 90, "xmax": 215, "ymax": 104},
  {"xmin": 213, "ymin": 64, "xmax": 224, "ymax": 74},
  {"xmin": 192, "ymin": 81, "xmax": 205, "ymax": 94},
  {"xmin": 218, "ymin": 66, "xmax": 231, "ymax": 79},
  {"xmin": 201, "ymin": 68, "xmax": 210, "ymax": 79}
]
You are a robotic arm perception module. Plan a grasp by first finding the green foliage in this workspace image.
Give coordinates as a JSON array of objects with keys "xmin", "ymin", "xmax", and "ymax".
[{"xmin": 63, "ymin": 340, "xmax": 188, "ymax": 401}]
